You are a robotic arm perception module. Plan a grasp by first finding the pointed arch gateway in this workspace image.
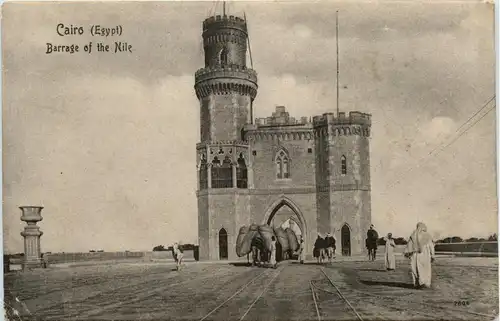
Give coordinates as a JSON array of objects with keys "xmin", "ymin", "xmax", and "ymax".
[{"xmin": 263, "ymin": 196, "xmax": 307, "ymax": 261}]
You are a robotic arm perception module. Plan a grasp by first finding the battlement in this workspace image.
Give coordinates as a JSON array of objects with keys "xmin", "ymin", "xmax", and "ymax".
[
  {"xmin": 196, "ymin": 140, "xmax": 249, "ymax": 149},
  {"xmin": 195, "ymin": 65, "xmax": 258, "ymax": 86},
  {"xmin": 253, "ymin": 122, "xmax": 313, "ymax": 131},
  {"xmin": 203, "ymin": 15, "xmax": 247, "ymax": 34},
  {"xmin": 254, "ymin": 106, "xmax": 310, "ymax": 127},
  {"xmin": 312, "ymin": 111, "xmax": 371, "ymax": 126}
]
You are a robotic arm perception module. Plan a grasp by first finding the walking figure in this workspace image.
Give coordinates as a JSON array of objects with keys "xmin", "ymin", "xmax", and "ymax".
[
  {"xmin": 404, "ymin": 222, "xmax": 436, "ymax": 289},
  {"xmin": 384, "ymin": 233, "xmax": 396, "ymax": 271},
  {"xmin": 298, "ymin": 235, "xmax": 305, "ymax": 264},
  {"xmin": 366, "ymin": 224, "xmax": 379, "ymax": 261},
  {"xmin": 172, "ymin": 243, "xmax": 184, "ymax": 271},
  {"xmin": 325, "ymin": 233, "xmax": 336, "ymax": 263},
  {"xmin": 269, "ymin": 236, "xmax": 277, "ymax": 269},
  {"xmin": 313, "ymin": 235, "xmax": 326, "ymax": 264}
]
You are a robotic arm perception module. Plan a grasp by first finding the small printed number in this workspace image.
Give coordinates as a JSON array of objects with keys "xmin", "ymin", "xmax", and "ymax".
[{"xmin": 454, "ymin": 301, "xmax": 470, "ymax": 306}]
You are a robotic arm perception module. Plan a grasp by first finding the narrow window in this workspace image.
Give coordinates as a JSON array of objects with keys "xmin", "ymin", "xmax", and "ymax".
[
  {"xmin": 219, "ymin": 46, "xmax": 229, "ymax": 65},
  {"xmin": 236, "ymin": 154, "xmax": 248, "ymax": 188},
  {"xmin": 308, "ymin": 148, "xmax": 312, "ymax": 154},
  {"xmin": 341, "ymin": 155, "xmax": 347, "ymax": 175}
]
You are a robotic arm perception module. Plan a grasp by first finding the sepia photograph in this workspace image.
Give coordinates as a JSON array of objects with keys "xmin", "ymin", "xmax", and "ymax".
[{"xmin": 2, "ymin": 0, "xmax": 498, "ymax": 320}]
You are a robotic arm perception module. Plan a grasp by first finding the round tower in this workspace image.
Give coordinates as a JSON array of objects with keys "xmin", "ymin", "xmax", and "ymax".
[{"xmin": 194, "ymin": 14, "xmax": 258, "ymax": 142}]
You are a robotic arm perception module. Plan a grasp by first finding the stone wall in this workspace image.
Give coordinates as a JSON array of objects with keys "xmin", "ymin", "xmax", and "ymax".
[
  {"xmin": 250, "ymin": 136, "xmax": 316, "ymax": 189},
  {"xmin": 434, "ymin": 242, "xmax": 498, "ymax": 253},
  {"xmin": 197, "ymin": 194, "xmax": 210, "ymax": 261},
  {"xmin": 199, "ymin": 93, "xmax": 251, "ymax": 142}
]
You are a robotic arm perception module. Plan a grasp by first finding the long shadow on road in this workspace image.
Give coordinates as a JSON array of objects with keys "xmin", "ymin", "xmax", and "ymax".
[{"xmin": 360, "ymin": 279, "xmax": 416, "ymax": 289}]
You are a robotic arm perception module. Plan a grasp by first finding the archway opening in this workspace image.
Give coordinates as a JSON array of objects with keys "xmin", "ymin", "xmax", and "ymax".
[
  {"xmin": 341, "ymin": 224, "xmax": 351, "ymax": 256},
  {"xmin": 266, "ymin": 201, "xmax": 304, "ymax": 261},
  {"xmin": 219, "ymin": 228, "xmax": 228, "ymax": 260}
]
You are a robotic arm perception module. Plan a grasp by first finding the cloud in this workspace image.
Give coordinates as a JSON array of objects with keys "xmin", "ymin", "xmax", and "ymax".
[{"xmin": 2, "ymin": 1, "xmax": 496, "ymax": 252}]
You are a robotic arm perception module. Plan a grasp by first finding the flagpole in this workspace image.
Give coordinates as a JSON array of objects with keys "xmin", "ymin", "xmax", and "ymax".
[{"xmin": 336, "ymin": 10, "xmax": 340, "ymax": 116}]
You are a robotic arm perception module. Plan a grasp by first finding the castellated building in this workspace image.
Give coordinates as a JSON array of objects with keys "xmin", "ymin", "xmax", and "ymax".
[{"xmin": 194, "ymin": 14, "xmax": 372, "ymax": 261}]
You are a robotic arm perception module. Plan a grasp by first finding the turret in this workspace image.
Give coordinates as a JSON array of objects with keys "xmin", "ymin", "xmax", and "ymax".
[{"xmin": 194, "ymin": 13, "xmax": 258, "ymax": 142}]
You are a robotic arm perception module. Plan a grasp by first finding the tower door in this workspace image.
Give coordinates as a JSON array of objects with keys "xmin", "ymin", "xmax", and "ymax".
[
  {"xmin": 219, "ymin": 228, "xmax": 228, "ymax": 260},
  {"xmin": 341, "ymin": 224, "xmax": 351, "ymax": 256}
]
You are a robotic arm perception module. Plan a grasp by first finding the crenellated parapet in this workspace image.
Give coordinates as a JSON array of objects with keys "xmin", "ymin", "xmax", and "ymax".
[
  {"xmin": 312, "ymin": 111, "xmax": 371, "ymax": 126},
  {"xmin": 313, "ymin": 111, "xmax": 371, "ymax": 138},
  {"xmin": 194, "ymin": 65, "xmax": 258, "ymax": 99},
  {"xmin": 203, "ymin": 15, "xmax": 247, "ymax": 34},
  {"xmin": 244, "ymin": 125, "xmax": 314, "ymax": 142},
  {"xmin": 196, "ymin": 140, "xmax": 248, "ymax": 149}
]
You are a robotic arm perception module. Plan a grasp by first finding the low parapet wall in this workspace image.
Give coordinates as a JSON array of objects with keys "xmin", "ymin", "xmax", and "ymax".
[
  {"xmin": 434, "ymin": 242, "xmax": 497, "ymax": 254},
  {"xmin": 375, "ymin": 242, "xmax": 498, "ymax": 257},
  {"xmin": 8, "ymin": 249, "xmax": 199, "ymax": 266}
]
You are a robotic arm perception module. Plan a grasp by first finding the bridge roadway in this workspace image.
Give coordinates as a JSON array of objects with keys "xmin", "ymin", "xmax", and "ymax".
[{"xmin": 4, "ymin": 256, "xmax": 498, "ymax": 320}]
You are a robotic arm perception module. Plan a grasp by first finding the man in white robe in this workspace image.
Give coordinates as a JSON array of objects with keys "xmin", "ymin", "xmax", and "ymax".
[
  {"xmin": 270, "ymin": 236, "xmax": 277, "ymax": 269},
  {"xmin": 384, "ymin": 233, "xmax": 396, "ymax": 271},
  {"xmin": 298, "ymin": 236, "xmax": 305, "ymax": 264},
  {"xmin": 404, "ymin": 222, "xmax": 435, "ymax": 289},
  {"xmin": 173, "ymin": 243, "xmax": 184, "ymax": 271}
]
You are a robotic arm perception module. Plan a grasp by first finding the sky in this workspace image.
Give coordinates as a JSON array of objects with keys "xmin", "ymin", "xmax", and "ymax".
[{"xmin": 2, "ymin": 0, "xmax": 497, "ymax": 253}]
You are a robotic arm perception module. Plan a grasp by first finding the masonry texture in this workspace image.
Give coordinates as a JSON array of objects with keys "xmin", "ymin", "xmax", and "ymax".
[{"xmin": 194, "ymin": 14, "xmax": 372, "ymax": 261}]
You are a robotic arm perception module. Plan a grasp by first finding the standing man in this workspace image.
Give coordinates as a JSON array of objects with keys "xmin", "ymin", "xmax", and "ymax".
[
  {"xmin": 314, "ymin": 235, "xmax": 325, "ymax": 264},
  {"xmin": 366, "ymin": 224, "xmax": 379, "ymax": 261},
  {"xmin": 404, "ymin": 222, "xmax": 435, "ymax": 289},
  {"xmin": 173, "ymin": 243, "xmax": 184, "ymax": 271},
  {"xmin": 298, "ymin": 235, "xmax": 305, "ymax": 264},
  {"xmin": 325, "ymin": 233, "xmax": 336, "ymax": 263},
  {"xmin": 270, "ymin": 236, "xmax": 277, "ymax": 269}
]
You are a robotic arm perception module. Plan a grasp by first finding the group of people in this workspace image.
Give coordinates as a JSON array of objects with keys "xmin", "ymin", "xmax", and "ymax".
[
  {"xmin": 173, "ymin": 222, "xmax": 436, "ymax": 289},
  {"xmin": 381, "ymin": 222, "xmax": 436, "ymax": 289},
  {"xmin": 312, "ymin": 233, "xmax": 337, "ymax": 264},
  {"xmin": 307, "ymin": 222, "xmax": 436, "ymax": 290}
]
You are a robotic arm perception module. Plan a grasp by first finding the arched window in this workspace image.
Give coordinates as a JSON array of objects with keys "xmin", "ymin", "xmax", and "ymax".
[
  {"xmin": 211, "ymin": 156, "xmax": 232, "ymax": 188},
  {"xmin": 341, "ymin": 155, "xmax": 347, "ymax": 175},
  {"xmin": 219, "ymin": 46, "xmax": 229, "ymax": 66},
  {"xmin": 219, "ymin": 228, "xmax": 228, "ymax": 260},
  {"xmin": 276, "ymin": 150, "xmax": 290, "ymax": 179},
  {"xmin": 199, "ymin": 156, "xmax": 208, "ymax": 190},
  {"xmin": 236, "ymin": 154, "xmax": 248, "ymax": 188}
]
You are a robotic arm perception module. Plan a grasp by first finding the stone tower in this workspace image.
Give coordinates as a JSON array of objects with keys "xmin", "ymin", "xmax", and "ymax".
[
  {"xmin": 194, "ymin": 13, "xmax": 258, "ymax": 261},
  {"xmin": 313, "ymin": 112, "xmax": 372, "ymax": 256}
]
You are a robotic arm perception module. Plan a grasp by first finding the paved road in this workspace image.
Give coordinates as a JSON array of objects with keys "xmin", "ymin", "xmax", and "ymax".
[{"xmin": 4, "ymin": 257, "xmax": 498, "ymax": 320}]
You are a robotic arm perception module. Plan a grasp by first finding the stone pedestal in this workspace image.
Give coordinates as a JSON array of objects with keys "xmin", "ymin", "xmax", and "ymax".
[{"xmin": 20, "ymin": 206, "xmax": 44, "ymax": 270}]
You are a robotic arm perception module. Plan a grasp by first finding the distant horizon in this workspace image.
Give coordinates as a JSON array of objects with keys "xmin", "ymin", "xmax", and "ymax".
[{"xmin": 4, "ymin": 232, "xmax": 497, "ymax": 255}]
